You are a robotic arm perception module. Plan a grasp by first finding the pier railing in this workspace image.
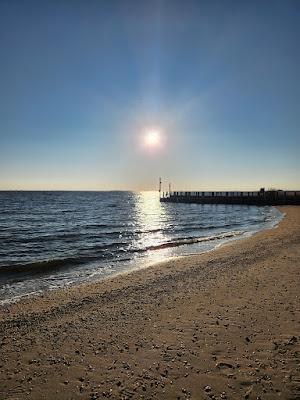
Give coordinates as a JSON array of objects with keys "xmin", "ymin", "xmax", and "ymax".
[{"xmin": 160, "ymin": 190, "xmax": 300, "ymax": 206}]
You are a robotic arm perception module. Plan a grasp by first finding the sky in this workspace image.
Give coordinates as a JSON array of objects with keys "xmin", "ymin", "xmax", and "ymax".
[{"xmin": 0, "ymin": 0, "xmax": 299, "ymax": 191}]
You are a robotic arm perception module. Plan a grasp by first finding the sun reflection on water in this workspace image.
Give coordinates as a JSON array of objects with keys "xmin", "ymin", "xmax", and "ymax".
[{"xmin": 132, "ymin": 191, "xmax": 174, "ymax": 264}]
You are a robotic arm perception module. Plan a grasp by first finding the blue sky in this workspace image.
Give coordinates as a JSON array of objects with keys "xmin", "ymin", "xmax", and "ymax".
[{"xmin": 0, "ymin": 0, "xmax": 299, "ymax": 190}]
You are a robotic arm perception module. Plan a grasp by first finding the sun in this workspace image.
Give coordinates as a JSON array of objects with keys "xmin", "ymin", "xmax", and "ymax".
[{"xmin": 144, "ymin": 130, "xmax": 160, "ymax": 147}]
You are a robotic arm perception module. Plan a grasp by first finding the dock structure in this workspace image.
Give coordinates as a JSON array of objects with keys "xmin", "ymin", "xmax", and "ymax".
[{"xmin": 160, "ymin": 188, "xmax": 300, "ymax": 206}]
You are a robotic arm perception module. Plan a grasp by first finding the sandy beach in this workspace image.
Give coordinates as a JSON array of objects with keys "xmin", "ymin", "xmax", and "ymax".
[{"xmin": 0, "ymin": 206, "xmax": 299, "ymax": 399}]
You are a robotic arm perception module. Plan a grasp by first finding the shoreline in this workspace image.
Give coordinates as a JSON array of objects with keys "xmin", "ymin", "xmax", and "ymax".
[
  {"xmin": 0, "ymin": 206, "xmax": 299, "ymax": 399},
  {"xmin": 0, "ymin": 206, "xmax": 283, "ymax": 307}
]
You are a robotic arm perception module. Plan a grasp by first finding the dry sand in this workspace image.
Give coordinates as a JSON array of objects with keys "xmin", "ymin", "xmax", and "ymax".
[{"xmin": 0, "ymin": 206, "xmax": 299, "ymax": 400}]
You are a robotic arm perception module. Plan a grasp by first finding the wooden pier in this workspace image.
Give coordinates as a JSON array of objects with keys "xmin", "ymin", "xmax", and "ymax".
[{"xmin": 160, "ymin": 189, "xmax": 300, "ymax": 206}]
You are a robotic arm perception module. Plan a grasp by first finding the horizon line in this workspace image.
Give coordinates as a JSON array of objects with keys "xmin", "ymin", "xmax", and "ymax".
[{"xmin": 1, "ymin": 188, "xmax": 299, "ymax": 192}]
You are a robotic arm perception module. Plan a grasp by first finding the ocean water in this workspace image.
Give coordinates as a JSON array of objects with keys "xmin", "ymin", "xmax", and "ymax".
[{"xmin": 0, "ymin": 191, "xmax": 282, "ymax": 304}]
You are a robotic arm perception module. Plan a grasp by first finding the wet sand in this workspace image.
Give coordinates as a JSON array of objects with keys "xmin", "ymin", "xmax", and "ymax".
[{"xmin": 0, "ymin": 206, "xmax": 299, "ymax": 400}]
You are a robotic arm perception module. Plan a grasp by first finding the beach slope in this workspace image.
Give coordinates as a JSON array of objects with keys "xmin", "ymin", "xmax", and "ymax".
[{"xmin": 0, "ymin": 206, "xmax": 299, "ymax": 399}]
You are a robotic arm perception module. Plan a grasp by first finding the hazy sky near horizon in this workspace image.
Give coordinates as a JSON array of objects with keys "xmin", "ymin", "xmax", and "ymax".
[{"xmin": 0, "ymin": 0, "xmax": 299, "ymax": 191}]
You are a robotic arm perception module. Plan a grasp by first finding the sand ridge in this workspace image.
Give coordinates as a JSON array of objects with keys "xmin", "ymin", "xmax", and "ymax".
[{"xmin": 0, "ymin": 206, "xmax": 299, "ymax": 399}]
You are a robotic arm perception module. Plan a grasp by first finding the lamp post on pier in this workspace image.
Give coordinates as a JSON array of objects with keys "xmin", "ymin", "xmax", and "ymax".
[{"xmin": 159, "ymin": 177, "xmax": 162, "ymax": 199}]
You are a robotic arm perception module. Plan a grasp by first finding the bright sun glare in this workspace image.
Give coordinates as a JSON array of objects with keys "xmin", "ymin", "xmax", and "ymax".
[{"xmin": 144, "ymin": 130, "xmax": 160, "ymax": 147}]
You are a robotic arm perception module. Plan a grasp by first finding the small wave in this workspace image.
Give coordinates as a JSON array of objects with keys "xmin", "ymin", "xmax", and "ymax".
[
  {"xmin": 86, "ymin": 223, "xmax": 111, "ymax": 228},
  {"xmin": 0, "ymin": 255, "xmax": 101, "ymax": 277},
  {"xmin": 2, "ymin": 232, "xmax": 84, "ymax": 244},
  {"xmin": 91, "ymin": 241, "xmax": 128, "ymax": 251},
  {"xmin": 143, "ymin": 230, "xmax": 243, "ymax": 252},
  {"xmin": 170, "ymin": 223, "xmax": 234, "ymax": 233}
]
